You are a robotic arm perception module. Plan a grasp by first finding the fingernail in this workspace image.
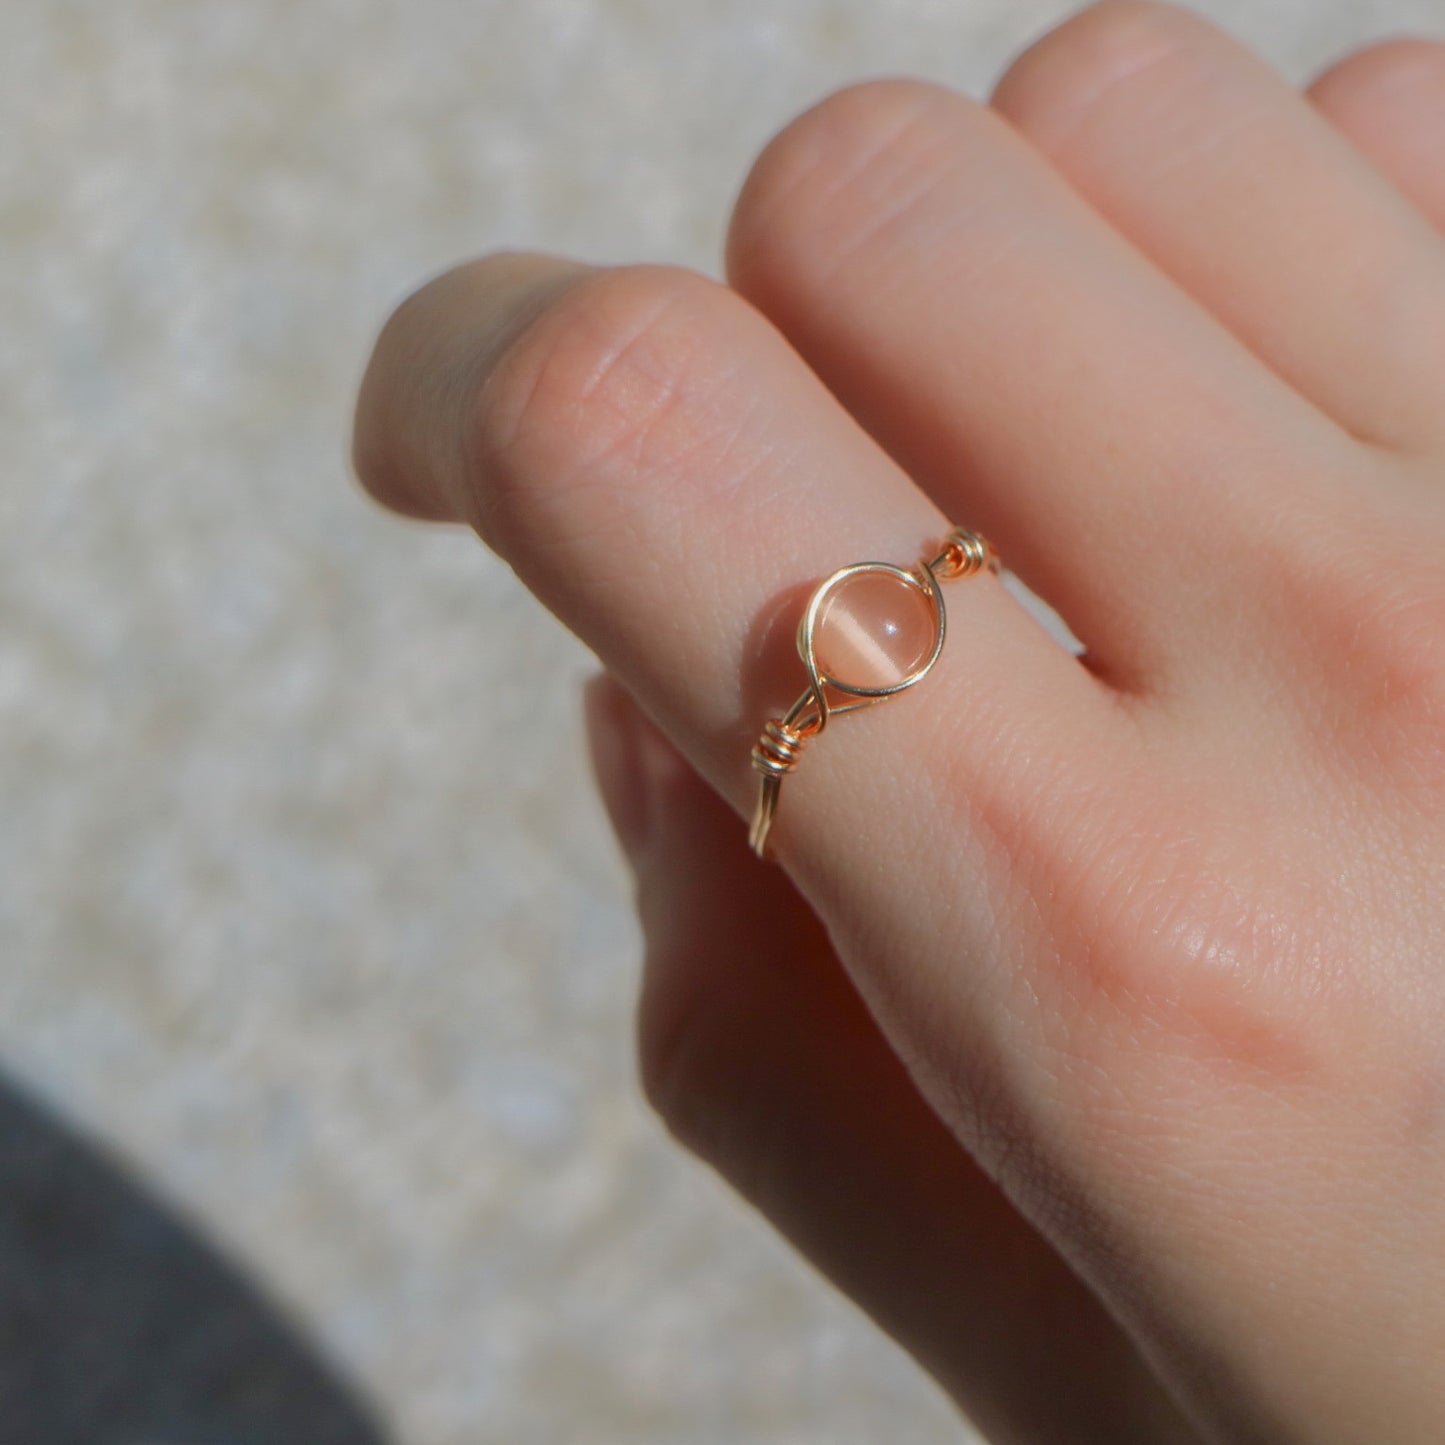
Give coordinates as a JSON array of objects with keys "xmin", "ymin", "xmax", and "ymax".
[{"xmin": 583, "ymin": 674, "xmax": 685, "ymax": 869}]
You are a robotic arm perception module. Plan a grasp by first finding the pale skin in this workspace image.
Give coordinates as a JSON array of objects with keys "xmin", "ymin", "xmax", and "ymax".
[{"xmin": 351, "ymin": 4, "xmax": 1445, "ymax": 1440}]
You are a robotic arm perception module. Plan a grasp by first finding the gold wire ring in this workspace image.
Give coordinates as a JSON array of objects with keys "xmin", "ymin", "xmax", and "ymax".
[{"xmin": 748, "ymin": 526, "xmax": 999, "ymax": 859}]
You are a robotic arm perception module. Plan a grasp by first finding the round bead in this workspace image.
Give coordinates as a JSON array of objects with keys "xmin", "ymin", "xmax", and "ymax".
[{"xmin": 812, "ymin": 567, "xmax": 937, "ymax": 691}]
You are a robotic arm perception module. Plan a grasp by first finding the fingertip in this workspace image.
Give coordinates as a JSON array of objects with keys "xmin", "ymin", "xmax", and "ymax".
[
  {"xmin": 351, "ymin": 252, "xmax": 592, "ymax": 524},
  {"xmin": 1307, "ymin": 35, "xmax": 1445, "ymax": 106},
  {"xmin": 1306, "ymin": 36, "xmax": 1445, "ymax": 235}
]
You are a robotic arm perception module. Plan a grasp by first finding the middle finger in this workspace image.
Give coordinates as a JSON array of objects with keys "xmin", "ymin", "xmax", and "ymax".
[{"xmin": 726, "ymin": 78, "xmax": 1358, "ymax": 694}]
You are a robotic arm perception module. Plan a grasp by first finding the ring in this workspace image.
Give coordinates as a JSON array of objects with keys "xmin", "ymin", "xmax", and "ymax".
[{"xmin": 748, "ymin": 526, "xmax": 1000, "ymax": 859}]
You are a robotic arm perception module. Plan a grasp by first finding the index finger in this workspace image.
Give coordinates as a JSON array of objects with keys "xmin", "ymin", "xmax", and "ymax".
[{"xmin": 352, "ymin": 254, "xmax": 1103, "ymax": 856}]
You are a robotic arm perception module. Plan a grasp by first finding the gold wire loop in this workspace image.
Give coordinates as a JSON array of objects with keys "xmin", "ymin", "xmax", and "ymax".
[
  {"xmin": 748, "ymin": 526, "xmax": 998, "ymax": 860},
  {"xmin": 930, "ymin": 526, "xmax": 1000, "ymax": 581}
]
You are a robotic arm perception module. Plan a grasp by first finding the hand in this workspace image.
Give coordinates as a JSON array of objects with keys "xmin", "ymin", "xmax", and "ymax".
[{"xmin": 352, "ymin": 6, "xmax": 1445, "ymax": 1441}]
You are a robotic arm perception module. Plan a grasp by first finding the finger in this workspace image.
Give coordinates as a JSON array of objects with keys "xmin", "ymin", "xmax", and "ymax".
[
  {"xmin": 584, "ymin": 673, "xmax": 1203, "ymax": 1445},
  {"xmin": 990, "ymin": 1, "xmax": 1445, "ymax": 455},
  {"xmin": 1308, "ymin": 39, "xmax": 1445, "ymax": 236},
  {"xmin": 724, "ymin": 78, "xmax": 1353, "ymax": 698},
  {"xmin": 353, "ymin": 252, "xmax": 1122, "ymax": 960}
]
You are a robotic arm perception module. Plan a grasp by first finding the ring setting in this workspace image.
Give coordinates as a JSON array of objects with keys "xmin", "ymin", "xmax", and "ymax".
[{"xmin": 749, "ymin": 526, "xmax": 998, "ymax": 858}]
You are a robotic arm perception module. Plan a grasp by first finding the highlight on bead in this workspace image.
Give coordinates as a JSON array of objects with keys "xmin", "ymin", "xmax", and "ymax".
[{"xmin": 748, "ymin": 527, "xmax": 998, "ymax": 860}]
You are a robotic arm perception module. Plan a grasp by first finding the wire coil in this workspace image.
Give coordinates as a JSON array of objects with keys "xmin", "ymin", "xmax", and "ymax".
[{"xmin": 751, "ymin": 717, "xmax": 811, "ymax": 780}]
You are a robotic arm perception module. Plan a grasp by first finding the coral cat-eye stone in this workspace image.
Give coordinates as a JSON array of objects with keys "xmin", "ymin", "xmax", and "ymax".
[{"xmin": 811, "ymin": 566, "xmax": 938, "ymax": 693}]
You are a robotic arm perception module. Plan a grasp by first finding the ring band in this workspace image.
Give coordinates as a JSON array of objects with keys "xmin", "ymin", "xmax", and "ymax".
[{"xmin": 748, "ymin": 526, "xmax": 999, "ymax": 859}]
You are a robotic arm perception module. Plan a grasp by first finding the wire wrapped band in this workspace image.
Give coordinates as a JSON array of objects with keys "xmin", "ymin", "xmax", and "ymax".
[{"xmin": 748, "ymin": 526, "xmax": 998, "ymax": 859}]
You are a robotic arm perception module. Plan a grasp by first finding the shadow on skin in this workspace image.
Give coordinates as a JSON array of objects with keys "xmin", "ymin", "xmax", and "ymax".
[{"xmin": 0, "ymin": 1071, "xmax": 386, "ymax": 1445}]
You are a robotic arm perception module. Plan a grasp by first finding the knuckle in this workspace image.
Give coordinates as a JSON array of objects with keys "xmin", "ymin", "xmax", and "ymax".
[
  {"xmin": 992, "ymin": 0, "xmax": 1212, "ymax": 146},
  {"xmin": 1072, "ymin": 833, "xmax": 1332, "ymax": 1098},
  {"xmin": 727, "ymin": 77, "xmax": 964, "ymax": 296},
  {"xmin": 1310, "ymin": 542, "xmax": 1445, "ymax": 793},
  {"xmin": 470, "ymin": 264, "xmax": 734, "ymax": 552},
  {"xmin": 1243, "ymin": 486, "xmax": 1445, "ymax": 810},
  {"xmin": 980, "ymin": 749, "xmax": 1337, "ymax": 1092}
]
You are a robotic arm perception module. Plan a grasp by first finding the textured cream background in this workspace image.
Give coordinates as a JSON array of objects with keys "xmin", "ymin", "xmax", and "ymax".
[{"xmin": 3, "ymin": 2, "xmax": 1439, "ymax": 1441}]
